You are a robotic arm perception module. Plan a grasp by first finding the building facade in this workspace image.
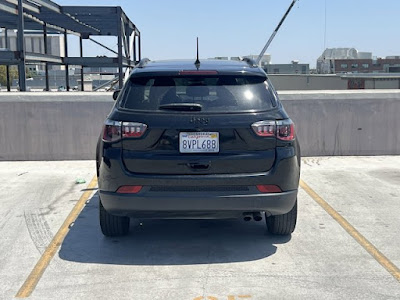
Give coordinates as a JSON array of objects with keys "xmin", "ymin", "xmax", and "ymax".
[
  {"xmin": 0, "ymin": 29, "xmax": 64, "ymax": 72},
  {"xmin": 264, "ymin": 61, "xmax": 309, "ymax": 74},
  {"xmin": 335, "ymin": 57, "xmax": 400, "ymax": 74}
]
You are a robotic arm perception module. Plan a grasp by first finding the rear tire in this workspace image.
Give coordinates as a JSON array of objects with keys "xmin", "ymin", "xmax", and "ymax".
[
  {"xmin": 99, "ymin": 198, "xmax": 130, "ymax": 237},
  {"xmin": 266, "ymin": 200, "xmax": 297, "ymax": 235}
]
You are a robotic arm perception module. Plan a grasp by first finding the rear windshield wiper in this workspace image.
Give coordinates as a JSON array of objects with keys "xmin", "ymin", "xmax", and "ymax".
[{"xmin": 158, "ymin": 103, "xmax": 202, "ymax": 111}]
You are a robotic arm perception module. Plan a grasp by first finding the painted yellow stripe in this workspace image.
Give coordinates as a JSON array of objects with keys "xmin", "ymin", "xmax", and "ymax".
[
  {"xmin": 300, "ymin": 179, "xmax": 400, "ymax": 283},
  {"xmin": 16, "ymin": 176, "xmax": 98, "ymax": 298}
]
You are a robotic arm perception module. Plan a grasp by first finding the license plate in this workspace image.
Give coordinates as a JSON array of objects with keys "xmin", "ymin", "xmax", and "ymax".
[{"xmin": 179, "ymin": 132, "xmax": 219, "ymax": 153}]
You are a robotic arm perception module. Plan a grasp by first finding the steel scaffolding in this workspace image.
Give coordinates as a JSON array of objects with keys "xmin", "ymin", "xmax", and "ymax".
[{"xmin": 0, "ymin": 0, "xmax": 141, "ymax": 91}]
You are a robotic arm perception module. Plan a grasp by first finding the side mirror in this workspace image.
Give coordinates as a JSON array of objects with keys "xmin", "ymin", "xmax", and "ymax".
[{"xmin": 112, "ymin": 90, "xmax": 120, "ymax": 101}]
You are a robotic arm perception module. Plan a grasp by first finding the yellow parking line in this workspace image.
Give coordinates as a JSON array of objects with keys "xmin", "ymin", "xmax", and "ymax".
[
  {"xmin": 16, "ymin": 176, "xmax": 98, "ymax": 298},
  {"xmin": 300, "ymin": 179, "xmax": 400, "ymax": 283}
]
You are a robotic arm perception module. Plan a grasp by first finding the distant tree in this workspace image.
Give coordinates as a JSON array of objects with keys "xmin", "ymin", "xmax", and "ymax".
[
  {"xmin": 26, "ymin": 68, "xmax": 37, "ymax": 79},
  {"xmin": 0, "ymin": 66, "xmax": 18, "ymax": 86}
]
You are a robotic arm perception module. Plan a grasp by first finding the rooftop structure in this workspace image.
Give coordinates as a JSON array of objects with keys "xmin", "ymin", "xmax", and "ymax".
[
  {"xmin": 316, "ymin": 48, "xmax": 400, "ymax": 74},
  {"xmin": 209, "ymin": 55, "xmax": 271, "ymax": 67},
  {"xmin": 318, "ymin": 48, "xmax": 372, "ymax": 61},
  {"xmin": 317, "ymin": 48, "xmax": 372, "ymax": 74},
  {"xmin": 0, "ymin": 0, "xmax": 141, "ymax": 91}
]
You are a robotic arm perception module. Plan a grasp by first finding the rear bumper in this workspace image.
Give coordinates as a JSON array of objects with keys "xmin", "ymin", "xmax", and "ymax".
[
  {"xmin": 99, "ymin": 188, "xmax": 298, "ymax": 218},
  {"xmin": 97, "ymin": 143, "xmax": 300, "ymax": 219},
  {"xmin": 98, "ymin": 146, "xmax": 300, "ymax": 192}
]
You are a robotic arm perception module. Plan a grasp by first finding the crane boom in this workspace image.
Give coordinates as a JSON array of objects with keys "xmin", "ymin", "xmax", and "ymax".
[{"xmin": 256, "ymin": 0, "xmax": 298, "ymax": 65}]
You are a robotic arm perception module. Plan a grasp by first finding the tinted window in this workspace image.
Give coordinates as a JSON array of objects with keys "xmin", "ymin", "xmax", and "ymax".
[{"xmin": 119, "ymin": 75, "xmax": 277, "ymax": 112}]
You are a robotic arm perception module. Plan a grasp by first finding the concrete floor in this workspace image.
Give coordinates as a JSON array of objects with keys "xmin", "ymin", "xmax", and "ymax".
[{"xmin": 0, "ymin": 157, "xmax": 399, "ymax": 300}]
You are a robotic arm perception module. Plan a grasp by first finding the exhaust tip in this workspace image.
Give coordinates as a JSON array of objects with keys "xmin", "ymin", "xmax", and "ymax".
[
  {"xmin": 253, "ymin": 212, "xmax": 263, "ymax": 222},
  {"xmin": 243, "ymin": 213, "xmax": 252, "ymax": 222}
]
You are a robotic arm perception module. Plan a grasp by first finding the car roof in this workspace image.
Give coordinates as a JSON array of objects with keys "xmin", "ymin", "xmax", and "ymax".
[{"xmin": 131, "ymin": 59, "xmax": 266, "ymax": 77}]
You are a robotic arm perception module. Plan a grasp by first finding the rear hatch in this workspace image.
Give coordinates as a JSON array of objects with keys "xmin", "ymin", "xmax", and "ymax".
[{"xmin": 116, "ymin": 73, "xmax": 284, "ymax": 175}]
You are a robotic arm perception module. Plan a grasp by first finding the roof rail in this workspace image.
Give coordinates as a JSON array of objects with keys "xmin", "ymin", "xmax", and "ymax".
[
  {"xmin": 240, "ymin": 57, "xmax": 258, "ymax": 68},
  {"xmin": 137, "ymin": 58, "xmax": 151, "ymax": 68}
]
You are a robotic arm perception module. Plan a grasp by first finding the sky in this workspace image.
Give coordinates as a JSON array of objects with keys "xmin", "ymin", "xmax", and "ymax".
[{"xmin": 56, "ymin": 0, "xmax": 400, "ymax": 68}]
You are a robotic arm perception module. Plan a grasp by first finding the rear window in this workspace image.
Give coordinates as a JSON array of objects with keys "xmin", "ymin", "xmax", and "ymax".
[{"xmin": 118, "ymin": 75, "xmax": 277, "ymax": 112}]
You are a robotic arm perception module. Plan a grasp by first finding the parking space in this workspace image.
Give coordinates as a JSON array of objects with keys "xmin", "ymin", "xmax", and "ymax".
[
  {"xmin": 301, "ymin": 156, "xmax": 400, "ymax": 267},
  {"xmin": 1, "ymin": 158, "xmax": 400, "ymax": 299}
]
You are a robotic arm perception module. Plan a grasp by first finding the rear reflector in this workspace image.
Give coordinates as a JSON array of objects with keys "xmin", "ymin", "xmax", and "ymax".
[
  {"xmin": 116, "ymin": 185, "xmax": 143, "ymax": 194},
  {"xmin": 256, "ymin": 185, "xmax": 282, "ymax": 193}
]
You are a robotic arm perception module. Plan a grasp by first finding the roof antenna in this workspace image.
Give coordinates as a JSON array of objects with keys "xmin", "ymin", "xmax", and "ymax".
[{"xmin": 195, "ymin": 37, "xmax": 200, "ymax": 67}]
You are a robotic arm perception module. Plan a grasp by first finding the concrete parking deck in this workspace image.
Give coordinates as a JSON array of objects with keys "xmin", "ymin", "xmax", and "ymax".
[{"xmin": 1, "ymin": 157, "xmax": 399, "ymax": 299}]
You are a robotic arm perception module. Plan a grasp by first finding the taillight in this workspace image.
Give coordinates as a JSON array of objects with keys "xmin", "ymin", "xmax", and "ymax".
[
  {"xmin": 122, "ymin": 122, "xmax": 147, "ymax": 138},
  {"xmin": 102, "ymin": 120, "xmax": 147, "ymax": 142},
  {"xmin": 251, "ymin": 119, "xmax": 295, "ymax": 141},
  {"xmin": 256, "ymin": 185, "xmax": 282, "ymax": 193},
  {"xmin": 276, "ymin": 120, "xmax": 295, "ymax": 141},
  {"xmin": 102, "ymin": 120, "xmax": 122, "ymax": 142},
  {"xmin": 251, "ymin": 121, "xmax": 276, "ymax": 137}
]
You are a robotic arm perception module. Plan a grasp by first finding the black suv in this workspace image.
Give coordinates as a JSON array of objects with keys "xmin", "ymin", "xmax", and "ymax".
[{"xmin": 96, "ymin": 59, "xmax": 300, "ymax": 237}]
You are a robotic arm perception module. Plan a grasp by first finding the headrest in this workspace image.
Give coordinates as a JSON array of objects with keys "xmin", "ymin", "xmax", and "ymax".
[
  {"xmin": 186, "ymin": 85, "xmax": 209, "ymax": 97},
  {"xmin": 216, "ymin": 77, "xmax": 237, "ymax": 86},
  {"xmin": 153, "ymin": 77, "xmax": 175, "ymax": 87}
]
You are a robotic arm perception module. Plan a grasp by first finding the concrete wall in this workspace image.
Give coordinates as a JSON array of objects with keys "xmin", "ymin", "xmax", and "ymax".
[
  {"xmin": 364, "ymin": 79, "xmax": 400, "ymax": 90},
  {"xmin": 269, "ymin": 74, "xmax": 348, "ymax": 91},
  {"xmin": 0, "ymin": 93, "xmax": 113, "ymax": 161},
  {"xmin": 280, "ymin": 90, "xmax": 400, "ymax": 156},
  {"xmin": 374, "ymin": 80, "xmax": 400, "ymax": 89},
  {"xmin": 0, "ymin": 91, "xmax": 399, "ymax": 160}
]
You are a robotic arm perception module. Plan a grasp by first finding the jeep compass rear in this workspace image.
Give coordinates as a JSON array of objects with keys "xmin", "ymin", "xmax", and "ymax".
[{"xmin": 96, "ymin": 59, "xmax": 300, "ymax": 237}]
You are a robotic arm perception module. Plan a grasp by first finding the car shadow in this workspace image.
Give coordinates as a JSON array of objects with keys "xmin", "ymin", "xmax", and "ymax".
[{"xmin": 59, "ymin": 192, "xmax": 291, "ymax": 265}]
